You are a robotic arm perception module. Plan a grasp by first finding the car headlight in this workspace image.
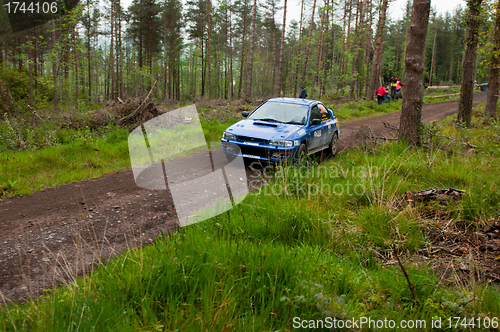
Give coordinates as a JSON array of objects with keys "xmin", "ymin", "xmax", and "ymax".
[
  {"xmin": 223, "ymin": 131, "xmax": 237, "ymax": 140},
  {"xmin": 269, "ymin": 139, "xmax": 293, "ymax": 147}
]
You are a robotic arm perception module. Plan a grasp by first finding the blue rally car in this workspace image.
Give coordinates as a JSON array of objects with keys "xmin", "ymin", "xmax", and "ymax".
[{"xmin": 221, "ymin": 97, "xmax": 339, "ymax": 163}]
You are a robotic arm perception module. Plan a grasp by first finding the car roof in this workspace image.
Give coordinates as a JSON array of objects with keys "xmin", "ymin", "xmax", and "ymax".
[{"xmin": 265, "ymin": 97, "xmax": 318, "ymax": 106}]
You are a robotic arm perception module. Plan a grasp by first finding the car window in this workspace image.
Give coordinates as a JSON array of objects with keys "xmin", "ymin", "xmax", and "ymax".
[
  {"xmin": 309, "ymin": 105, "xmax": 322, "ymax": 125},
  {"xmin": 248, "ymin": 102, "xmax": 308, "ymax": 124},
  {"xmin": 318, "ymin": 104, "xmax": 331, "ymax": 121}
]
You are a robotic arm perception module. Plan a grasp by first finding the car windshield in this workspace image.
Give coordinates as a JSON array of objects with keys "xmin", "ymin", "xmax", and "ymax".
[{"xmin": 248, "ymin": 102, "xmax": 309, "ymax": 125}]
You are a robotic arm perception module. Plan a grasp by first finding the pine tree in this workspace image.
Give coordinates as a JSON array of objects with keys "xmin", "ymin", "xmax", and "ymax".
[{"xmin": 399, "ymin": 0, "xmax": 431, "ymax": 144}]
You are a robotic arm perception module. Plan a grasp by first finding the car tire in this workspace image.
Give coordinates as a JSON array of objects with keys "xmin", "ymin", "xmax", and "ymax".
[
  {"xmin": 329, "ymin": 132, "xmax": 339, "ymax": 157},
  {"xmin": 296, "ymin": 143, "xmax": 309, "ymax": 166}
]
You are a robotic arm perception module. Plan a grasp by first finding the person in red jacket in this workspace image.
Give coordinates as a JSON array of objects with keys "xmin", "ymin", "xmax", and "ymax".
[{"xmin": 376, "ymin": 85, "xmax": 391, "ymax": 104}]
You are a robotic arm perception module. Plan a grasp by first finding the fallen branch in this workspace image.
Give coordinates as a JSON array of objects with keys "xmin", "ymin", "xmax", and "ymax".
[
  {"xmin": 118, "ymin": 74, "xmax": 160, "ymax": 125},
  {"xmin": 383, "ymin": 121, "xmax": 399, "ymax": 132},
  {"xmin": 435, "ymin": 135, "xmax": 482, "ymax": 148},
  {"xmin": 394, "ymin": 249, "xmax": 420, "ymax": 305}
]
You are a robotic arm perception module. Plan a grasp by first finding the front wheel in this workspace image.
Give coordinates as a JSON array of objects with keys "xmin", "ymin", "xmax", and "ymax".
[
  {"xmin": 329, "ymin": 132, "xmax": 339, "ymax": 157},
  {"xmin": 295, "ymin": 143, "xmax": 309, "ymax": 166}
]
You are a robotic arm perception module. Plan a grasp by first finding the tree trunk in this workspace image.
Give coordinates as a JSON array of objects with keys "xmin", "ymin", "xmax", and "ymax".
[
  {"xmin": 292, "ymin": 0, "xmax": 304, "ymax": 97},
  {"xmin": 271, "ymin": 7, "xmax": 277, "ymax": 95},
  {"xmin": 367, "ymin": 0, "xmax": 388, "ymax": 100},
  {"xmin": 458, "ymin": 0, "xmax": 483, "ymax": 127},
  {"xmin": 429, "ymin": 27, "xmax": 437, "ymax": 86},
  {"xmin": 110, "ymin": 0, "xmax": 115, "ymax": 99},
  {"xmin": 229, "ymin": 3, "xmax": 234, "ymax": 99},
  {"xmin": 207, "ymin": 0, "xmax": 213, "ymax": 99},
  {"xmin": 486, "ymin": 0, "xmax": 500, "ymax": 117},
  {"xmin": 276, "ymin": 0, "xmax": 287, "ymax": 96},
  {"xmin": 341, "ymin": 0, "xmax": 353, "ymax": 92},
  {"xmin": 321, "ymin": 0, "xmax": 330, "ymax": 96},
  {"xmin": 245, "ymin": 0, "xmax": 257, "ymax": 98},
  {"xmin": 399, "ymin": 0, "xmax": 431, "ymax": 144},
  {"xmin": 52, "ymin": 18, "xmax": 58, "ymax": 113},
  {"xmin": 348, "ymin": 0, "xmax": 367, "ymax": 100},
  {"xmin": 238, "ymin": 12, "xmax": 247, "ymax": 98},
  {"xmin": 87, "ymin": 0, "xmax": 92, "ymax": 101},
  {"xmin": 28, "ymin": 27, "xmax": 33, "ymax": 108},
  {"xmin": 311, "ymin": 2, "xmax": 326, "ymax": 97},
  {"xmin": 74, "ymin": 29, "xmax": 79, "ymax": 106},
  {"xmin": 300, "ymin": 0, "xmax": 317, "ymax": 89}
]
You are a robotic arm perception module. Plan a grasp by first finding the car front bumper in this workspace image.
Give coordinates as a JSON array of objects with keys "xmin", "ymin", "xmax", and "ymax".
[{"xmin": 221, "ymin": 139, "xmax": 299, "ymax": 162}]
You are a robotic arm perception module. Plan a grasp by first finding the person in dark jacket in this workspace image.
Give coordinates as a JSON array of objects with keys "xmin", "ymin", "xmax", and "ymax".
[{"xmin": 299, "ymin": 86, "xmax": 308, "ymax": 99}]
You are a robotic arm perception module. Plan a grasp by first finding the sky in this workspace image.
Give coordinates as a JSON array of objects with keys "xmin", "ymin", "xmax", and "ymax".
[
  {"xmin": 115, "ymin": 0, "xmax": 468, "ymax": 36},
  {"xmin": 278, "ymin": 0, "xmax": 467, "ymax": 29},
  {"xmin": 389, "ymin": 0, "xmax": 465, "ymax": 20}
]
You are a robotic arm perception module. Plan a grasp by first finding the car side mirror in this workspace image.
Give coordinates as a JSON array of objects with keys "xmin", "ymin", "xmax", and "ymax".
[
  {"xmin": 311, "ymin": 118, "xmax": 321, "ymax": 126},
  {"xmin": 242, "ymin": 111, "xmax": 249, "ymax": 118}
]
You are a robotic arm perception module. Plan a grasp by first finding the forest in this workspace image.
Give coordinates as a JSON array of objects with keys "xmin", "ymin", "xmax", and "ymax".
[{"xmin": 0, "ymin": 0, "xmax": 494, "ymax": 109}]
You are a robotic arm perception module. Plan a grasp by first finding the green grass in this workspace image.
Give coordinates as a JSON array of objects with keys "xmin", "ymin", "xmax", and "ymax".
[
  {"xmin": 1, "ymin": 112, "xmax": 500, "ymax": 331},
  {"xmin": 325, "ymin": 99, "xmax": 403, "ymax": 122},
  {"xmin": 0, "ymin": 129, "xmax": 131, "ymax": 198}
]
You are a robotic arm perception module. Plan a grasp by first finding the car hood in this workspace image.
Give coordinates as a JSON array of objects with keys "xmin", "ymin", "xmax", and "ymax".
[{"xmin": 226, "ymin": 119, "xmax": 304, "ymax": 140}]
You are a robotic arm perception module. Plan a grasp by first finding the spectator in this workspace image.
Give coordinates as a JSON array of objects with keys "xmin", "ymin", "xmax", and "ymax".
[
  {"xmin": 376, "ymin": 85, "xmax": 388, "ymax": 104},
  {"xmin": 390, "ymin": 76, "xmax": 397, "ymax": 99},
  {"xmin": 396, "ymin": 79, "xmax": 403, "ymax": 93},
  {"xmin": 299, "ymin": 86, "xmax": 308, "ymax": 99}
]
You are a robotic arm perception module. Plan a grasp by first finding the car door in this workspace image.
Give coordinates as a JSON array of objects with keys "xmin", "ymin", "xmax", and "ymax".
[
  {"xmin": 318, "ymin": 103, "xmax": 334, "ymax": 148},
  {"xmin": 307, "ymin": 104, "xmax": 328, "ymax": 150}
]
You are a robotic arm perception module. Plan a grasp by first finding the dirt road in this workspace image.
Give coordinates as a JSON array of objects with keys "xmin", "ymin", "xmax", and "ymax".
[{"xmin": 0, "ymin": 92, "xmax": 487, "ymax": 303}]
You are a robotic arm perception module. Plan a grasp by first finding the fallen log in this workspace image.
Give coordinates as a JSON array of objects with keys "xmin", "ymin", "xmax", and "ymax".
[{"xmin": 403, "ymin": 188, "xmax": 465, "ymax": 203}]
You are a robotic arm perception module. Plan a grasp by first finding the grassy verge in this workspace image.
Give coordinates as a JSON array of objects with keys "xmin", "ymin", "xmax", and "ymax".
[
  {"xmin": 0, "ymin": 129, "xmax": 130, "ymax": 198},
  {"xmin": 1, "ymin": 113, "xmax": 499, "ymax": 331},
  {"xmin": 327, "ymin": 99, "xmax": 403, "ymax": 122}
]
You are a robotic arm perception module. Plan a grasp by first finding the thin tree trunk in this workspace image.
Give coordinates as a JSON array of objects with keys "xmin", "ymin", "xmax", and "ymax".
[
  {"xmin": 341, "ymin": 0, "xmax": 353, "ymax": 92},
  {"xmin": 238, "ymin": 10, "xmax": 247, "ymax": 98},
  {"xmin": 367, "ymin": 0, "xmax": 388, "ymax": 100},
  {"xmin": 293, "ymin": 0, "xmax": 304, "ymax": 97},
  {"xmin": 300, "ymin": 0, "xmax": 317, "ymax": 89},
  {"xmin": 74, "ymin": 29, "xmax": 79, "ymax": 106},
  {"xmin": 321, "ymin": 0, "xmax": 330, "ymax": 96},
  {"xmin": 486, "ymin": 0, "xmax": 500, "ymax": 117},
  {"xmin": 207, "ymin": 0, "xmax": 213, "ymax": 99},
  {"xmin": 87, "ymin": 0, "xmax": 92, "ymax": 101},
  {"xmin": 363, "ymin": 0, "xmax": 373, "ymax": 97},
  {"xmin": 348, "ymin": 0, "xmax": 367, "ymax": 100},
  {"xmin": 429, "ymin": 27, "xmax": 437, "ymax": 86},
  {"xmin": 399, "ymin": 0, "xmax": 431, "ymax": 144},
  {"xmin": 245, "ymin": 0, "xmax": 257, "ymax": 98},
  {"xmin": 52, "ymin": 18, "xmax": 58, "ymax": 113},
  {"xmin": 28, "ymin": 26, "xmax": 33, "ymax": 108},
  {"xmin": 276, "ymin": 0, "xmax": 287, "ymax": 96},
  {"xmin": 458, "ymin": 0, "xmax": 484, "ymax": 127},
  {"xmin": 271, "ymin": 7, "xmax": 277, "ymax": 95},
  {"xmin": 229, "ymin": 3, "xmax": 234, "ymax": 99},
  {"xmin": 163, "ymin": 1, "xmax": 167, "ymax": 101},
  {"xmin": 110, "ymin": 0, "xmax": 115, "ymax": 99},
  {"xmin": 311, "ymin": 1, "xmax": 326, "ymax": 97}
]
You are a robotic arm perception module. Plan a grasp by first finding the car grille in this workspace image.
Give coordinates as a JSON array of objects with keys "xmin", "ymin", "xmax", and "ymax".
[
  {"xmin": 237, "ymin": 136, "xmax": 269, "ymax": 144},
  {"xmin": 240, "ymin": 145, "xmax": 268, "ymax": 158}
]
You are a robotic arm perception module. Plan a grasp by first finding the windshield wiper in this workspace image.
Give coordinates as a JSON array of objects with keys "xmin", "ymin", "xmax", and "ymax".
[
  {"xmin": 284, "ymin": 121, "xmax": 304, "ymax": 125},
  {"xmin": 254, "ymin": 118, "xmax": 282, "ymax": 123}
]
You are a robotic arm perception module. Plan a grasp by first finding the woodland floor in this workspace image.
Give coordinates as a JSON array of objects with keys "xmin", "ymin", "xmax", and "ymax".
[{"xmin": 0, "ymin": 92, "xmax": 491, "ymax": 304}]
